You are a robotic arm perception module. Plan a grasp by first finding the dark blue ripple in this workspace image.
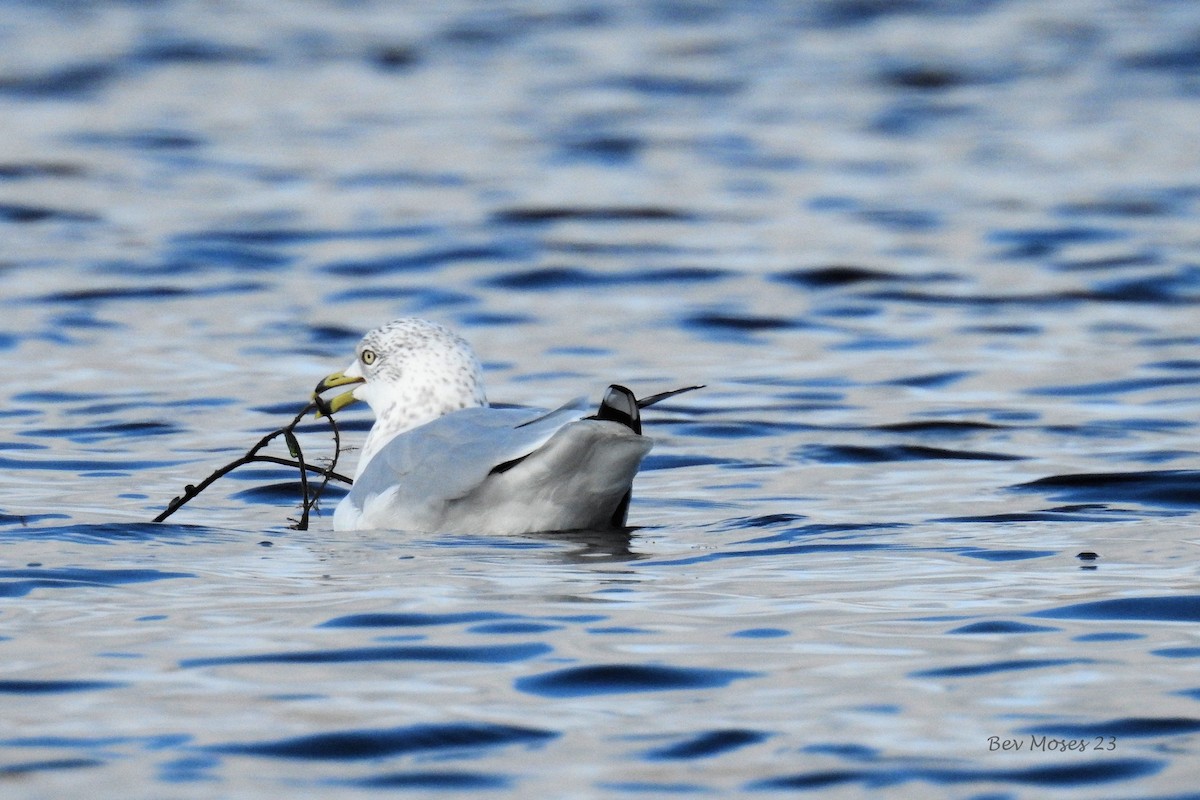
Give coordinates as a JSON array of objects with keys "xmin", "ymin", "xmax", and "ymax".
[
  {"xmin": 774, "ymin": 265, "xmax": 902, "ymax": 288},
  {"xmin": 699, "ymin": 133, "xmax": 803, "ymax": 171},
  {"xmin": 947, "ymin": 621, "xmax": 1058, "ymax": 635},
  {"xmin": 1029, "ymin": 375, "xmax": 1200, "ymax": 397},
  {"xmin": 726, "ymin": 513, "xmax": 805, "ymax": 528},
  {"xmin": 732, "ymin": 521, "xmax": 906, "ymax": 546},
  {"xmin": 0, "ymin": 522, "xmax": 215, "ymax": 544},
  {"xmin": 799, "ymin": 444, "xmax": 1021, "ymax": 463},
  {"xmin": 0, "ymin": 203, "xmax": 98, "ymax": 223},
  {"xmin": 71, "ymin": 129, "xmax": 204, "ymax": 152},
  {"xmin": 1058, "ymin": 193, "xmax": 1185, "ymax": 218},
  {"xmin": 181, "ymin": 642, "xmax": 550, "ymax": 668},
  {"xmin": 732, "ymin": 628, "xmax": 790, "ymax": 639},
  {"xmin": 813, "ymin": 0, "xmax": 1006, "ymax": 28},
  {"xmin": 158, "ymin": 753, "xmax": 220, "ymax": 783},
  {"xmin": 0, "ymin": 61, "xmax": 118, "ymax": 99},
  {"xmin": 642, "ymin": 729, "xmax": 769, "ymax": 761},
  {"xmin": 870, "ymin": 98, "xmax": 969, "ymax": 136},
  {"xmin": 640, "ymin": 542, "xmax": 890, "ymax": 568},
  {"xmin": 885, "ymin": 370, "xmax": 972, "ymax": 388},
  {"xmin": 911, "ymin": 658, "xmax": 1092, "ymax": 679},
  {"xmin": 336, "ymin": 170, "xmax": 462, "ymax": 188},
  {"xmin": 804, "ymin": 742, "xmax": 879, "ymax": 759},
  {"xmin": 857, "ymin": 207, "xmax": 942, "ymax": 232},
  {"xmin": 683, "ymin": 311, "xmax": 803, "ymax": 335},
  {"xmin": 1022, "ymin": 717, "xmax": 1200, "ymax": 739},
  {"xmin": 340, "ymin": 771, "xmax": 511, "ymax": 790},
  {"xmin": 0, "ymin": 454, "xmax": 179, "ymax": 473},
  {"xmin": 748, "ymin": 758, "xmax": 1161, "ymax": 790},
  {"xmin": 1048, "ymin": 417, "xmax": 1191, "ymax": 437},
  {"xmin": 613, "ymin": 74, "xmax": 743, "ymax": 97},
  {"xmin": 492, "ymin": 206, "xmax": 693, "ymax": 224},
  {"xmin": 749, "ymin": 769, "xmax": 860, "ymax": 790},
  {"xmin": 677, "ymin": 421, "xmax": 808, "ymax": 439},
  {"xmin": 176, "ymin": 225, "xmax": 431, "ymax": 246},
  {"xmin": 458, "ymin": 311, "xmax": 535, "ymax": 326},
  {"xmin": 0, "ymin": 162, "xmax": 82, "ymax": 179},
  {"xmin": 1123, "ymin": 42, "xmax": 1200, "ymax": 73},
  {"xmin": 0, "ymin": 567, "xmax": 193, "ymax": 598},
  {"xmin": 516, "ymin": 664, "xmax": 757, "ymax": 697},
  {"xmin": 469, "ymin": 622, "xmax": 563, "ymax": 635},
  {"xmin": 132, "ymin": 37, "xmax": 268, "ymax": 65},
  {"xmin": 878, "ymin": 61, "xmax": 1001, "ymax": 91},
  {"xmin": 833, "ymin": 335, "xmax": 925, "ymax": 352},
  {"xmin": 481, "ymin": 266, "xmax": 726, "ymax": 291},
  {"xmin": 2, "ymin": 733, "xmax": 190, "ymax": 749},
  {"xmin": 935, "ymin": 511, "xmax": 1110, "ymax": 524},
  {"xmin": 1075, "ymin": 632, "xmax": 1142, "ymax": 643},
  {"xmin": 989, "ymin": 225, "xmax": 1124, "ymax": 259},
  {"xmin": 23, "ymin": 420, "xmax": 180, "ymax": 443},
  {"xmin": 37, "ymin": 282, "xmax": 265, "ymax": 304},
  {"xmin": 861, "ymin": 282, "xmax": 1200, "ymax": 307},
  {"xmin": 305, "ymin": 324, "xmax": 362, "ymax": 345},
  {"xmin": 1152, "ymin": 647, "xmax": 1200, "ymax": 658},
  {"xmin": 204, "ymin": 722, "xmax": 555, "ymax": 760},
  {"xmin": 776, "ymin": 264, "xmax": 959, "ymax": 289},
  {"xmin": 1147, "ymin": 358, "xmax": 1200, "ymax": 370},
  {"xmin": 476, "ymin": 264, "xmax": 584, "ymax": 289},
  {"xmin": 953, "ymin": 548, "xmax": 1057, "ymax": 561},
  {"xmin": 876, "ymin": 420, "xmax": 1006, "ymax": 436},
  {"xmin": 325, "ymin": 285, "xmax": 475, "ymax": 309},
  {"xmin": 557, "ymin": 133, "xmax": 643, "ymax": 164},
  {"xmin": 1029, "ymin": 595, "xmax": 1200, "ymax": 623},
  {"xmin": 156, "ymin": 242, "xmax": 292, "ymax": 273},
  {"xmin": 0, "ymin": 758, "xmax": 105, "ymax": 777},
  {"xmin": 1053, "ymin": 251, "xmax": 1161, "ymax": 271},
  {"xmin": 1094, "ymin": 270, "xmax": 1200, "ymax": 303},
  {"xmin": 598, "ymin": 780, "xmax": 709, "ymax": 794},
  {"xmin": 0, "ymin": 680, "xmax": 126, "ymax": 694},
  {"xmin": 1013, "ymin": 471, "xmax": 1200, "ymax": 508}
]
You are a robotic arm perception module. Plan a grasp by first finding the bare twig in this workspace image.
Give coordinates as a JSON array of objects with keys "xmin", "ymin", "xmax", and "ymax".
[
  {"xmin": 299, "ymin": 399, "xmax": 343, "ymax": 530},
  {"xmin": 153, "ymin": 399, "xmax": 351, "ymax": 529}
]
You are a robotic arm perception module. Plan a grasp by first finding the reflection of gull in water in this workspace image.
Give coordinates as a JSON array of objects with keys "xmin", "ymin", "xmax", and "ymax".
[{"xmin": 314, "ymin": 318, "xmax": 699, "ymax": 534}]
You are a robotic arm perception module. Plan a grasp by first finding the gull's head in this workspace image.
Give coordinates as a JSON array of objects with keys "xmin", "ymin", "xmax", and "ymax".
[{"xmin": 314, "ymin": 318, "xmax": 487, "ymax": 439}]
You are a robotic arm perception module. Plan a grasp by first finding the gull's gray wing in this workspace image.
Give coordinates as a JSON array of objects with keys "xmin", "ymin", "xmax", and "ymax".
[{"xmin": 344, "ymin": 398, "xmax": 591, "ymax": 517}]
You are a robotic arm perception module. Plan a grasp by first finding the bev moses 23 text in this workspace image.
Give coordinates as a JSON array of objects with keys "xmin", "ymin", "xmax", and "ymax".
[{"xmin": 989, "ymin": 736, "xmax": 1117, "ymax": 753}]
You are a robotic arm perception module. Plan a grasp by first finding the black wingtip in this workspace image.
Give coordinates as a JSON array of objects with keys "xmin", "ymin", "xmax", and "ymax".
[
  {"xmin": 593, "ymin": 383, "xmax": 701, "ymax": 526},
  {"xmin": 594, "ymin": 384, "xmax": 641, "ymax": 434},
  {"xmin": 591, "ymin": 383, "xmax": 704, "ymax": 434},
  {"xmin": 635, "ymin": 384, "xmax": 705, "ymax": 409}
]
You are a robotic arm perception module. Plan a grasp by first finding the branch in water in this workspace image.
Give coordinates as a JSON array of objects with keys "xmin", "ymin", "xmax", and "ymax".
[{"xmin": 153, "ymin": 399, "xmax": 351, "ymax": 530}]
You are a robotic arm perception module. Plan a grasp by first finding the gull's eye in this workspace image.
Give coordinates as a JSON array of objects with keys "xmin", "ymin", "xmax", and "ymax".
[{"xmin": 360, "ymin": 348, "xmax": 377, "ymax": 366}]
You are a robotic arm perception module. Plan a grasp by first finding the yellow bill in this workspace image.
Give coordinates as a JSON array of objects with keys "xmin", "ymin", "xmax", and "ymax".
[{"xmin": 313, "ymin": 371, "xmax": 364, "ymax": 417}]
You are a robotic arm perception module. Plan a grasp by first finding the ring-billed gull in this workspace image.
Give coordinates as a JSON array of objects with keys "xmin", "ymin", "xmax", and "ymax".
[{"xmin": 313, "ymin": 318, "xmax": 698, "ymax": 534}]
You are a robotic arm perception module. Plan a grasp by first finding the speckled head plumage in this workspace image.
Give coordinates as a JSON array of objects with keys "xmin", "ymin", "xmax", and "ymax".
[{"xmin": 318, "ymin": 318, "xmax": 488, "ymax": 478}]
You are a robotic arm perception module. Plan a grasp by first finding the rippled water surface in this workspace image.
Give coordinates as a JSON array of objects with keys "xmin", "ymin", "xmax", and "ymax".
[{"xmin": 4, "ymin": 1, "xmax": 1200, "ymax": 796}]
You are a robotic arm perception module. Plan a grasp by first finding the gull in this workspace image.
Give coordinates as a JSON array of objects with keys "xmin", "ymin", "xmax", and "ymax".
[{"xmin": 313, "ymin": 318, "xmax": 699, "ymax": 533}]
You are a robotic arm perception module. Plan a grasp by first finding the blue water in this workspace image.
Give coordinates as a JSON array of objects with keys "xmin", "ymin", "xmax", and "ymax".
[{"xmin": 4, "ymin": 0, "xmax": 1200, "ymax": 796}]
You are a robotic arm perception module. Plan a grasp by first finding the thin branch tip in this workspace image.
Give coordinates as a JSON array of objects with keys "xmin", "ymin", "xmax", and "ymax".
[{"xmin": 153, "ymin": 398, "xmax": 349, "ymax": 527}]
